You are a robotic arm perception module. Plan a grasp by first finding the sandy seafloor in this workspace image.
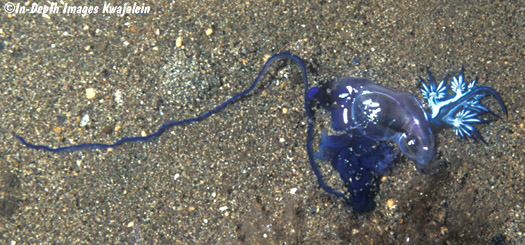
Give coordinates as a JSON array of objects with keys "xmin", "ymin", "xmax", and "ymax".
[{"xmin": 1, "ymin": 0, "xmax": 524, "ymax": 243}]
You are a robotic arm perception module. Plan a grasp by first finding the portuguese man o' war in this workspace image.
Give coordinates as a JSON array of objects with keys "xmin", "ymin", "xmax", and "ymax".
[
  {"xmin": 307, "ymin": 77, "xmax": 436, "ymax": 211},
  {"xmin": 14, "ymin": 52, "xmax": 506, "ymax": 212},
  {"xmin": 310, "ymin": 77, "xmax": 436, "ymax": 167}
]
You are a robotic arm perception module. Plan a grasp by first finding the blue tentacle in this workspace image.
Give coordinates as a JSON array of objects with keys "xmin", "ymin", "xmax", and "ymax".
[
  {"xmin": 14, "ymin": 52, "xmax": 352, "ymax": 204},
  {"xmin": 14, "ymin": 52, "xmax": 302, "ymax": 153}
]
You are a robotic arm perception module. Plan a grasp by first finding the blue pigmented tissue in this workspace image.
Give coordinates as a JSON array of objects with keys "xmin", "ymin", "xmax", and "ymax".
[
  {"xmin": 321, "ymin": 78, "xmax": 436, "ymax": 168},
  {"xmin": 314, "ymin": 130, "xmax": 397, "ymax": 212},
  {"xmin": 419, "ymin": 68, "xmax": 506, "ymax": 143},
  {"xmin": 306, "ymin": 86, "xmax": 319, "ymax": 102},
  {"xmin": 14, "ymin": 52, "xmax": 506, "ymax": 212},
  {"xmin": 308, "ymin": 77, "xmax": 435, "ymax": 211},
  {"xmin": 308, "ymin": 70, "xmax": 505, "ymax": 211}
]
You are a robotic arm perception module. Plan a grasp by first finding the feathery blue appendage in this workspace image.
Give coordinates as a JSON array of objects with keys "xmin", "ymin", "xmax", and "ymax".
[{"xmin": 418, "ymin": 68, "xmax": 506, "ymax": 143}]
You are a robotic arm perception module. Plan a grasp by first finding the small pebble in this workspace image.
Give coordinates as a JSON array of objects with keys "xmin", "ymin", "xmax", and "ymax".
[
  {"xmin": 205, "ymin": 28, "xmax": 213, "ymax": 36},
  {"xmin": 351, "ymin": 57, "xmax": 361, "ymax": 66},
  {"xmin": 129, "ymin": 25, "xmax": 139, "ymax": 34},
  {"xmin": 53, "ymin": 127, "xmax": 62, "ymax": 134},
  {"xmin": 80, "ymin": 114, "xmax": 90, "ymax": 127},
  {"xmin": 175, "ymin": 37, "xmax": 183, "ymax": 48},
  {"xmin": 441, "ymin": 226, "xmax": 448, "ymax": 235},
  {"xmin": 102, "ymin": 125, "xmax": 114, "ymax": 134},
  {"xmin": 289, "ymin": 187, "xmax": 297, "ymax": 194},
  {"xmin": 86, "ymin": 88, "xmax": 96, "ymax": 99},
  {"xmin": 386, "ymin": 198, "xmax": 396, "ymax": 209},
  {"xmin": 114, "ymin": 90, "xmax": 123, "ymax": 106},
  {"xmin": 56, "ymin": 116, "xmax": 65, "ymax": 123},
  {"xmin": 263, "ymin": 54, "xmax": 271, "ymax": 62}
]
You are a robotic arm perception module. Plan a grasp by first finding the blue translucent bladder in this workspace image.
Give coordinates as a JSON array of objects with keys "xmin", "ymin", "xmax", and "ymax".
[{"xmin": 307, "ymin": 77, "xmax": 436, "ymax": 211}]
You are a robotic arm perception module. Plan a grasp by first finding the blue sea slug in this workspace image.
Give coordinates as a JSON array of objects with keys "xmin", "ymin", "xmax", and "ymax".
[{"xmin": 419, "ymin": 68, "xmax": 506, "ymax": 142}]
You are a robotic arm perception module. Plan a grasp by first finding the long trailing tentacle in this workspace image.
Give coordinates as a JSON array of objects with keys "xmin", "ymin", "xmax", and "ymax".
[
  {"xmin": 14, "ymin": 52, "xmax": 350, "ymax": 203},
  {"xmin": 15, "ymin": 52, "xmax": 300, "ymax": 153}
]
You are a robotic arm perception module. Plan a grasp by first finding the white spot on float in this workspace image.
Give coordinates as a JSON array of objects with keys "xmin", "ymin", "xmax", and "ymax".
[
  {"xmin": 362, "ymin": 98, "xmax": 381, "ymax": 121},
  {"xmin": 343, "ymin": 108, "xmax": 349, "ymax": 124},
  {"xmin": 346, "ymin": 85, "xmax": 357, "ymax": 94},
  {"xmin": 339, "ymin": 85, "xmax": 358, "ymax": 99},
  {"xmin": 363, "ymin": 98, "xmax": 380, "ymax": 108},
  {"xmin": 367, "ymin": 108, "xmax": 381, "ymax": 121}
]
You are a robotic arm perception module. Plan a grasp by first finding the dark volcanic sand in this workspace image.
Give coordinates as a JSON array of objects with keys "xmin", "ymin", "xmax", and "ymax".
[{"xmin": 1, "ymin": 1, "xmax": 523, "ymax": 243}]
